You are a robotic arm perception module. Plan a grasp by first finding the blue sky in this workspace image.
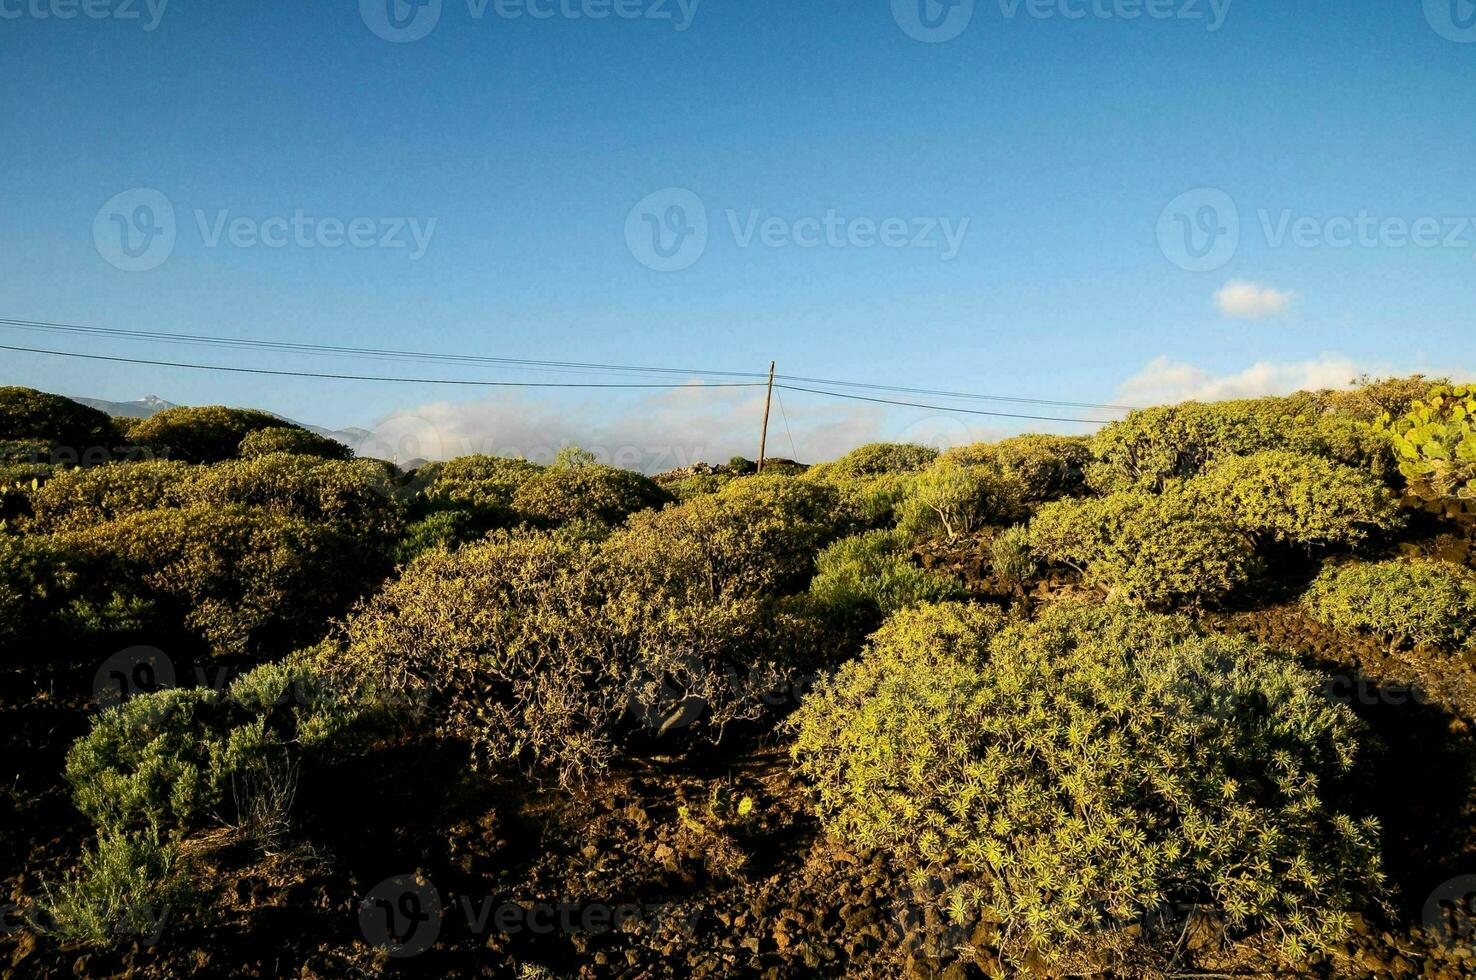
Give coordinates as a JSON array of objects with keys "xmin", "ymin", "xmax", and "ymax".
[{"xmin": 2, "ymin": 0, "xmax": 1474, "ymax": 465}]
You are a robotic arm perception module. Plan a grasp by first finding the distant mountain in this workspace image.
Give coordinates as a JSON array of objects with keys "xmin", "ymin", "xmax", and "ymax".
[
  {"xmin": 72, "ymin": 394, "xmax": 179, "ymax": 419},
  {"xmin": 69, "ymin": 393, "xmax": 368, "ymax": 456}
]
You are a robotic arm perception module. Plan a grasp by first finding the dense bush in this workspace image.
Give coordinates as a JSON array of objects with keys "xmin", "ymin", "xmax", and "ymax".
[
  {"xmin": 52, "ymin": 658, "xmax": 392, "ymax": 939},
  {"xmin": 128, "ymin": 406, "xmax": 290, "ymax": 464},
  {"xmin": 510, "ymin": 462, "xmax": 670, "ymax": 528},
  {"xmin": 62, "ymin": 505, "xmax": 372, "ymax": 656},
  {"xmin": 1375, "ymin": 382, "xmax": 1476, "ymax": 499},
  {"xmin": 808, "ymin": 530, "xmax": 964, "ymax": 625},
  {"xmin": 1182, "ymin": 450, "xmax": 1401, "ymax": 548},
  {"xmin": 803, "ymin": 443, "xmax": 937, "ymax": 528},
  {"xmin": 942, "ymin": 434, "xmax": 1092, "ymax": 502},
  {"xmin": 27, "ymin": 460, "xmax": 199, "ymax": 532},
  {"xmin": 186, "ymin": 453, "xmax": 403, "ymax": 540},
  {"xmin": 419, "ymin": 455, "xmax": 545, "ymax": 527},
  {"xmin": 1087, "ymin": 397, "xmax": 1398, "ymax": 493},
  {"xmin": 789, "ymin": 601, "xmax": 1384, "ymax": 967},
  {"xmin": 807, "ymin": 443, "xmax": 938, "ymax": 479},
  {"xmin": 1030, "ymin": 493, "xmax": 1256, "ymax": 609},
  {"xmin": 606, "ymin": 475, "xmax": 849, "ymax": 602},
  {"xmin": 0, "ymin": 386, "xmax": 115, "ymax": 453},
  {"xmin": 0, "ymin": 534, "xmax": 79, "ymax": 646},
  {"xmin": 1303, "ymin": 559, "xmax": 1476, "ymax": 650},
  {"xmin": 237, "ymin": 426, "xmax": 353, "ymax": 461},
  {"xmin": 325, "ymin": 532, "xmax": 815, "ymax": 785},
  {"xmin": 895, "ymin": 459, "xmax": 1028, "ymax": 543}
]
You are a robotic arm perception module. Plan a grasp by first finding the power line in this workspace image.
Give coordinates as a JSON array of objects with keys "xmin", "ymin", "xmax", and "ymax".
[
  {"xmin": 0, "ymin": 345, "xmax": 764, "ymax": 390},
  {"xmin": 0, "ymin": 316, "xmax": 1136, "ymax": 413},
  {"xmin": 774, "ymin": 384, "xmax": 1112, "ymax": 424},
  {"xmin": 4, "ymin": 342, "xmax": 1116, "ymax": 424}
]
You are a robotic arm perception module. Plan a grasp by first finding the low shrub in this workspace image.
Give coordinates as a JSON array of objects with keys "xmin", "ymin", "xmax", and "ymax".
[
  {"xmin": 0, "ymin": 534, "xmax": 80, "ymax": 646},
  {"xmin": 1182, "ymin": 450, "xmax": 1401, "ymax": 548},
  {"xmin": 0, "ymin": 387, "xmax": 115, "ymax": 453},
  {"xmin": 41, "ymin": 828, "xmax": 184, "ymax": 943},
  {"xmin": 186, "ymin": 453, "xmax": 403, "ymax": 540},
  {"xmin": 62, "ymin": 505, "xmax": 373, "ymax": 656},
  {"xmin": 789, "ymin": 601, "xmax": 1384, "ymax": 968},
  {"xmin": 418, "ymin": 454, "xmax": 544, "ymax": 528},
  {"xmin": 510, "ymin": 463, "xmax": 670, "ymax": 528},
  {"xmin": 808, "ymin": 530, "xmax": 965, "ymax": 625},
  {"xmin": 895, "ymin": 459, "xmax": 1027, "ymax": 543},
  {"xmin": 1303, "ymin": 559, "xmax": 1476, "ymax": 650},
  {"xmin": 1029, "ymin": 493, "xmax": 1256, "ymax": 609},
  {"xmin": 27, "ymin": 460, "xmax": 200, "ymax": 532},
  {"xmin": 988, "ymin": 524, "xmax": 1037, "ymax": 586},
  {"xmin": 394, "ymin": 509, "xmax": 483, "ymax": 564},
  {"xmin": 942, "ymin": 434, "xmax": 1092, "ymax": 502},
  {"xmin": 325, "ymin": 532, "xmax": 814, "ymax": 785},
  {"xmin": 606, "ymin": 475, "xmax": 849, "ymax": 602},
  {"xmin": 804, "ymin": 443, "xmax": 938, "ymax": 527},
  {"xmin": 237, "ymin": 426, "xmax": 353, "ymax": 461},
  {"xmin": 129, "ymin": 406, "xmax": 290, "ymax": 464}
]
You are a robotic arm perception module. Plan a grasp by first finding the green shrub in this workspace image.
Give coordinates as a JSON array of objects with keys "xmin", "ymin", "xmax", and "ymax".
[
  {"xmin": 237, "ymin": 426, "xmax": 353, "ymax": 461},
  {"xmin": 810, "ymin": 443, "xmax": 939, "ymax": 479},
  {"xmin": 809, "ymin": 530, "xmax": 965, "ymax": 624},
  {"xmin": 0, "ymin": 387, "xmax": 115, "ymax": 452},
  {"xmin": 804, "ymin": 443, "xmax": 937, "ymax": 527},
  {"xmin": 943, "ymin": 434, "xmax": 1092, "ymax": 502},
  {"xmin": 1182, "ymin": 450, "xmax": 1400, "ymax": 548},
  {"xmin": 1030, "ymin": 493, "xmax": 1256, "ymax": 609},
  {"xmin": 27, "ymin": 460, "xmax": 200, "ymax": 532},
  {"xmin": 989, "ymin": 524, "xmax": 1037, "ymax": 586},
  {"xmin": 128, "ymin": 406, "xmax": 289, "ymax": 464},
  {"xmin": 0, "ymin": 534, "xmax": 80, "ymax": 645},
  {"xmin": 1303, "ymin": 559, "xmax": 1476, "ymax": 650},
  {"xmin": 419, "ymin": 455, "xmax": 545, "ymax": 526},
  {"xmin": 62, "ymin": 505, "xmax": 371, "ymax": 656},
  {"xmin": 606, "ymin": 475, "xmax": 848, "ymax": 602},
  {"xmin": 41, "ymin": 827, "xmax": 184, "ymax": 943},
  {"xmin": 895, "ymin": 459, "xmax": 1027, "ymax": 543},
  {"xmin": 325, "ymin": 532, "xmax": 814, "ymax": 785},
  {"xmin": 394, "ymin": 509, "xmax": 482, "ymax": 564},
  {"xmin": 789, "ymin": 601, "xmax": 1384, "ymax": 967},
  {"xmin": 510, "ymin": 463, "xmax": 670, "ymax": 528},
  {"xmin": 1374, "ymin": 382, "xmax": 1476, "ymax": 499},
  {"xmin": 186, "ymin": 453, "xmax": 403, "ymax": 539}
]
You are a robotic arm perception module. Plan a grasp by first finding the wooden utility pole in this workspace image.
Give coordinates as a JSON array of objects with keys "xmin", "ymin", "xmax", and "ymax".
[{"xmin": 757, "ymin": 361, "xmax": 775, "ymax": 473}]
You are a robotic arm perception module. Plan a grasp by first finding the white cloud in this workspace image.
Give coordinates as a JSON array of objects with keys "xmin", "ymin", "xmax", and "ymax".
[
  {"xmin": 1116, "ymin": 354, "xmax": 1365, "ymax": 405},
  {"xmin": 1214, "ymin": 281, "xmax": 1295, "ymax": 320},
  {"xmin": 344, "ymin": 382, "xmax": 1007, "ymax": 473}
]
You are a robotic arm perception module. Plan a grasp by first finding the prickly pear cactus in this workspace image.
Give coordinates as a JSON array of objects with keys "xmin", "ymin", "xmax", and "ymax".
[{"xmin": 1376, "ymin": 383, "xmax": 1476, "ymax": 500}]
